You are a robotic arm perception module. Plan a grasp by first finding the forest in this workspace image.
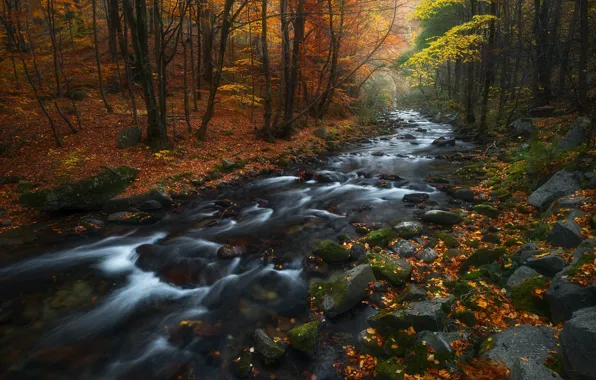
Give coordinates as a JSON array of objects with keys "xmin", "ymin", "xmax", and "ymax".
[{"xmin": 0, "ymin": 0, "xmax": 595, "ymax": 379}]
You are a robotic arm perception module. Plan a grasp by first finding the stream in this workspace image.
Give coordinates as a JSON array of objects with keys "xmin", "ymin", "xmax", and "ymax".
[{"xmin": 0, "ymin": 110, "xmax": 476, "ymax": 379}]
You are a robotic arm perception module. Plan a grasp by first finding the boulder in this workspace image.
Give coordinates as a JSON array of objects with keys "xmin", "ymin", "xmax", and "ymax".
[
  {"xmin": 389, "ymin": 240, "xmax": 417, "ymax": 258},
  {"xmin": 220, "ymin": 158, "xmax": 236, "ymax": 171},
  {"xmin": 108, "ymin": 211, "xmax": 160, "ymax": 225},
  {"xmin": 364, "ymin": 228, "xmax": 396, "ymax": 247},
  {"xmin": 546, "ymin": 271, "xmax": 596, "ymax": 323},
  {"xmin": 103, "ymin": 188, "xmax": 173, "ymax": 213},
  {"xmin": 288, "ymin": 321, "xmax": 320, "ymax": 356},
  {"xmin": 525, "ymin": 250, "xmax": 566, "ymax": 277},
  {"xmin": 393, "ymin": 221, "xmax": 423, "ymax": 238},
  {"xmin": 435, "ymin": 231, "xmax": 460, "ymax": 248},
  {"xmin": 528, "ymin": 170, "xmax": 582, "ymax": 210},
  {"xmin": 474, "ymin": 204, "xmax": 500, "ymax": 218},
  {"xmin": 368, "ymin": 299, "xmax": 449, "ymax": 334},
  {"xmin": 546, "ymin": 219, "xmax": 583, "ymax": 248},
  {"xmin": 116, "ymin": 127, "xmax": 142, "ymax": 148},
  {"xmin": 510, "ymin": 275, "xmax": 550, "ymax": 317},
  {"xmin": 509, "ymin": 358, "xmax": 563, "ymax": 380},
  {"xmin": 506, "ymin": 266, "xmax": 541, "ymax": 289},
  {"xmin": 310, "ymin": 264, "xmax": 376, "ymax": 317},
  {"xmin": 139, "ymin": 200, "xmax": 164, "ymax": 211},
  {"xmin": 509, "ymin": 118, "xmax": 534, "ymax": 137},
  {"xmin": 232, "ymin": 349, "xmax": 253, "ymax": 378},
  {"xmin": 403, "ymin": 193, "xmax": 429, "ymax": 203},
  {"xmin": 397, "ymin": 284, "xmax": 428, "ymax": 302},
  {"xmin": 365, "ymin": 253, "xmax": 412, "ymax": 286},
  {"xmin": 460, "ymin": 247, "xmax": 507, "ymax": 273},
  {"xmin": 480, "ymin": 325, "xmax": 557, "ymax": 369},
  {"xmin": 19, "ymin": 166, "xmax": 138, "ymax": 213},
  {"xmin": 432, "ymin": 137, "xmax": 456, "ymax": 147},
  {"xmin": 557, "ymin": 117, "xmax": 589, "ymax": 150},
  {"xmin": 415, "ymin": 331, "xmax": 466, "ymax": 355},
  {"xmin": 416, "ymin": 247, "xmax": 438, "ymax": 263},
  {"xmin": 402, "ymin": 134, "xmax": 416, "ymax": 140},
  {"xmin": 357, "ymin": 329, "xmax": 387, "ymax": 357},
  {"xmin": 350, "ymin": 244, "xmax": 367, "ymax": 261},
  {"xmin": 560, "ymin": 307, "xmax": 596, "ymax": 379},
  {"xmin": 452, "ymin": 188, "xmax": 475, "ymax": 202},
  {"xmin": 252, "ymin": 329, "xmax": 286, "ymax": 363},
  {"xmin": 421, "ymin": 210, "xmax": 462, "ymax": 226},
  {"xmin": 313, "ymin": 240, "xmax": 350, "ymax": 263}
]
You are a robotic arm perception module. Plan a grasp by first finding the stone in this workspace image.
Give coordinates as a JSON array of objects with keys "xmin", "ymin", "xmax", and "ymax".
[
  {"xmin": 288, "ymin": 321, "xmax": 320, "ymax": 356},
  {"xmin": 389, "ymin": 240, "xmax": 417, "ymax": 258},
  {"xmin": 364, "ymin": 228, "xmax": 395, "ymax": 247},
  {"xmin": 310, "ymin": 264, "xmax": 376, "ymax": 318},
  {"xmin": 350, "ymin": 244, "xmax": 367, "ymax": 261},
  {"xmin": 220, "ymin": 158, "xmax": 236, "ymax": 171},
  {"xmin": 19, "ymin": 166, "xmax": 138, "ymax": 213},
  {"xmin": 217, "ymin": 245, "xmax": 243, "ymax": 259},
  {"xmin": 302, "ymin": 254, "xmax": 329, "ymax": 277},
  {"xmin": 108, "ymin": 211, "xmax": 161, "ymax": 225},
  {"xmin": 368, "ymin": 299, "xmax": 448, "ymax": 334},
  {"xmin": 313, "ymin": 127, "xmax": 327, "ymax": 139},
  {"xmin": 546, "ymin": 271, "xmax": 596, "ymax": 323},
  {"xmin": 403, "ymin": 193, "xmax": 429, "ymax": 203},
  {"xmin": 482, "ymin": 233, "xmax": 501, "ymax": 244},
  {"xmin": 393, "ymin": 221, "xmax": 423, "ymax": 238},
  {"xmin": 460, "ymin": 247, "xmax": 507, "ymax": 273},
  {"xmin": 506, "ymin": 266, "xmax": 541, "ymax": 289},
  {"xmin": 560, "ymin": 307, "xmax": 596, "ymax": 380},
  {"xmin": 432, "ymin": 137, "xmax": 456, "ymax": 147},
  {"xmin": 116, "ymin": 127, "xmax": 142, "ymax": 148},
  {"xmin": 421, "ymin": 210, "xmax": 462, "ymax": 226},
  {"xmin": 402, "ymin": 134, "xmax": 416, "ymax": 140},
  {"xmin": 556, "ymin": 194, "xmax": 590, "ymax": 209},
  {"xmin": 528, "ymin": 170, "xmax": 582, "ymax": 210},
  {"xmin": 357, "ymin": 329, "xmax": 387, "ymax": 357},
  {"xmin": 510, "ymin": 118, "xmax": 534, "ymax": 137},
  {"xmin": 252, "ymin": 329, "xmax": 286, "ymax": 362},
  {"xmin": 415, "ymin": 331, "xmax": 466, "ymax": 355},
  {"xmin": 139, "ymin": 200, "xmax": 163, "ymax": 211},
  {"xmin": 231, "ymin": 349, "xmax": 253, "ymax": 378},
  {"xmin": 312, "ymin": 240, "xmax": 350, "ymax": 263},
  {"xmin": 480, "ymin": 325, "xmax": 557, "ymax": 369},
  {"xmin": 510, "ymin": 275, "xmax": 550, "ymax": 317},
  {"xmin": 17, "ymin": 181, "xmax": 36, "ymax": 192},
  {"xmin": 546, "ymin": 219, "xmax": 583, "ymax": 248},
  {"xmin": 435, "ymin": 231, "xmax": 460, "ymax": 248},
  {"xmin": 376, "ymin": 358, "xmax": 405, "ymax": 380},
  {"xmin": 416, "ymin": 247, "xmax": 438, "ymax": 263},
  {"xmin": 452, "ymin": 188, "xmax": 475, "ymax": 202},
  {"xmin": 557, "ymin": 117, "xmax": 589, "ymax": 150},
  {"xmin": 365, "ymin": 253, "xmax": 412, "ymax": 286},
  {"xmin": 525, "ymin": 250, "xmax": 566, "ymax": 277},
  {"xmin": 398, "ymin": 284, "xmax": 428, "ymax": 302},
  {"xmin": 474, "ymin": 204, "xmax": 500, "ymax": 218},
  {"xmin": 509, "ymin": 358, "xmax": 563, "ymax": 380},
  {"xmin": 0, "ymin": 175, "xmax": 22, "ymax": 185}
]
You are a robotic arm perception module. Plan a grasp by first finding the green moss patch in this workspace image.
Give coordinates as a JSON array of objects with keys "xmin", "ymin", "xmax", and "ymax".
[
  {"xmin": 364, "ymin": 228, "xmax": 395, "ymax": 247},
  {"xmin": 511, "ymin": 275, "xmax": 550, "ymax": 317}
]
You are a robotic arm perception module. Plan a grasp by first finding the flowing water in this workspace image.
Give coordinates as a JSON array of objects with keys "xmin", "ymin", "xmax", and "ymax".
[{"xmin": 0, "ymin": 110, "xmax": 475, "ymax": 379}]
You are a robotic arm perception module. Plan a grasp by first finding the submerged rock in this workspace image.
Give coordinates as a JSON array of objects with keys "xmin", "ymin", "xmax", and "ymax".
[{"xmin": 217, "ymin": 245, "xmax": 244, "ymax": 259}]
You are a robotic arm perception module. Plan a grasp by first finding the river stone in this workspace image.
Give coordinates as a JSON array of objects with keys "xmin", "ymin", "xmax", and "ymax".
[
  {"xmin": 415, "ymin": 247, "xmax": 438, "ymax": 263},
  {"xmin": 546, "ymin": 219, "xmax": 583, "ymax": 248},
  {"xmin": 350, "ymin": 244, "xmax": 367, "ymax": 261},
  {"xmin": 560, "ymin": 307, "xmax": 596, "ymax": 379},
  {"xmin": 557, "ymin": 117, "xmax": 589, "ymax": 150},
  {"xmin": 474, "ymin": 204, "xmax": 500, "ymax": 218},
  {"xmin": 506, "ymin": 266, "xmax": 541, "ymax": 289},
  {"xmin": 459, "ymin": 247, "xmax": 507, "ymax": 273},
  {"xmin": 288, "ymin": 321, "xmax": 320, "ymax": 356},
  {"xmin": 525, "ymin": 250, "xmax": 566, "ymax": 277},
  {"xmin": 403, "ymin": 193, "xmax": 429, "ymax": 203},
  {"xmin": 19, "ymin": 166, "xmax": 138, "ymax": 212},
  {"xmin": 510, "ymin": 118, "xmax": 534, "ymax": 137},
  {"xmin": 393, "ymin": 221, "xmax": 423, "ymax": 238},
  {"xmin": 389, "ymin": 240, "xmax": 416, "ymax": 258},
  {"xmin": 571, "ymin": 239, "xmax": 596, "ymax": 265},
  {"xmin": 528, "ymin": 170, "xmax": 582, "ymax": 210},
  {"xmin": 509, "ymin": 358, "xmax": 563, "ymax": 380},
  {"xmin": 139, "ymin": 200, "xmax": 163, "ymax": 211},
  {"xmin": 217, "ymin": 245, "xmax": 243, "ymax": 259},
  {"xmin": 313, "ymin": 240, "xmax": 350, "ymax": 263},
  {"xmin": 252, "ymin": 329, "xmax": 286, "ymax": 362},
  {"xmin": 367, "ymin": 299, "xmax": 448, "ymax": 334},
  {"xmin": 116, "ymin": 127, "xmax": 142, "ymax": 148},
  {"xmin": 452, "ymin": 188, "xmax": 475, "ymax": 202},
  {"xmin": 546, "ymin": 271, "xmax": 596, "ymax": 323},
  {"xmin": 108, "ymin": 211, "xmax": 161, "ymax": 225},
  {"xmin": 365, "ymin": 253, "xmax": 412, "ymax": 286},
  {"xmin": 232, "ymin": 349, "xmax": 253, "ymax": 378},
  {"xmin": 480, "ymin": 325, "xmax": 557, "ymax": 369},
  {"xmin": 103, "ymin": 188, "xmax": 173, "ymax": 213},
  {"xmin": 421, "ymin": 210, "xmax": 462, "ymax": 225},
  {"xmin": 432, "ymin": 137, "xmax": 456, "ymax": 146}
]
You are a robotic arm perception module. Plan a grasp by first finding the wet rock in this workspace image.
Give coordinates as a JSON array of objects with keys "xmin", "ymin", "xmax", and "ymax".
[
  {"xmin": 393, "ymin": 221, "xmax": 423, "ymax": 238},
  {"xmin": 357, "ymin": 329, "xmax": 387, "ymax": 357},
  {"xmin": 525, "ymin": 250, "xmax": 566, "ymax": 277},
  {"xmin": 397, "ymin": 284, "xmax": 428, "ymax": 302},
  {"xmin": 134, "ymin": 244, "xmax": 166, "ymax": 272},
  {"xmin": 376, "ymin": 357, "xmax": 405, "ymax": 380},
  {"xmin": 364, "ymin": 228, "xmax": 395, "ymax": 247},
  {"xmin": 371, "ymin": 151, "xmax": 385, "ymax": 156},
  {"xmin": 231, "ymin": 349, "xmax": 253, "ymax": 378},
  {"xmin": 378, "ymin": 174, "xmax": 405, "ymax": 182},
  {"xmin": 82, "ymin": 218, "xmax": 104, "ymax": 232},
  {"xmin": 560, "ymin": 307, "xmax": 596, "ymax": 379},
  {"xmin": 416, "ymin": 127, "xmax": 427, "ymax": 133},
  {"xmin": 557, "ymin": 116, "xmax": 589, "ymax": 150},
  {"xmin": 474, "ymin": 204, "xmax": 500, "ymax": 218},
  {"xmin": 139, "ymin": 200, "xmax": 164, "ymax": 211},
  {"xmin": 252, "ymin": 329, "xmax": 286, "ymax": 363},
  {"xmin": 302, "ymin": 254, "xmax": 329, "ymax": 277},
  {"xmin": 402, "ymin": 134, "xmax": 416, "ymax": 140},
  {"xmin": 546, "ymin": 219, "xmax": 583, "ymax": 248},
  {"xmin": 108, "ymin": 211, "xmax": 161, "ymax": 225},
  {"xmin": 313, "ymin": 240, "xmax": 350, "ymax": 263},
  {"xmin": 389, "ymin": 240, "xmax": 417, "ymax": 258},
  {"xmin": 460, "ymin": 247, "xmax": 507, "ymax": 273},
  {"xmin": 509, "ymin": 358, "xmax": 563, "ymax": 380},
  {"xmin": 217, "ymin": 245, "xmax": 243, "ymax": 259},
  {"xmin": 510, "ymin": 118, "xmax": 534, "ymax": 137},
  {"xmin": 528, "ymin": 170, "xmax": 582, "ymax": 210},
  {"xmin": 104, "ymin": 188, "xmax": 173, "ymax": 213},
  {"xmin": 452, "ymin": 188, "xmax": 475, "ymax": 202},
  {"xmin": 310, "ymin": 264, "xmax": 375, "ymax": 317},
  {"xmin": 546, "ymin": 271, "xmax": 596, "ymax": 323},
  {"xmin": 480, "ymin": 325, "xmax": 557, "ymax": 369},
  {"xmin": 482, "ymin": 233, "xmax": 501, "ymax": 244},
  {"xmin": 435, "ymin": 231, "xmax": 459, "ymax": 248},
  {"xmin": 432, "ymin": 137, "xmax": 456, "ymax": 147},
  {"xmin": 288, "ymin": 321, "xmax": 320, "ymax": 356},
  {"xmin": 365, "ymin": 253, "xmax": 412, "ymax": 286},
  {"xmin": 421, "ymin": 210, "xmax": 462, "ymax": 226},
  {"xmin": 403, "ymin": 193, "xmax": 429, "ymax": 203},
  {"xmin": 506, "ymin": 266, "xmax": 541, "ymax": 289},
  {"xmin": 116, "ymin": 127, "xmax": 142, "ymax": 148},
  {"xmin": 416, "ymin": 247, "xmax": 438, "ymax": 263},
  {"xmin": 350, "ymin": 244, "xmax": 367, "ymax": 261},
  {"xmin": 20, "ymin": 166, "xmax": 138, "ymax": 213},
  {"xmin": 368, "ymin": 299, "xmax": 448, "ymax": 334}
]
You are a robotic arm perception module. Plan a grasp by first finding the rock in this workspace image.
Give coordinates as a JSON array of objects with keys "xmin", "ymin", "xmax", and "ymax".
[
  {"xmin": 302, "ymin": 254, "xmax": 329, "ymax": 277},
  {"xmin": 252, "ymin": 329, "xmax": 286, "ymax": 362},
  {"xmin": 506, "ymin": 266, "xmax": 541, "ymax": 289},
  {"xmin": 571, "ymin": 239, "xmax": 596, "ymax": 265},
  {"xmin": 393, "ymin": 221, "xmax": 423, "ymax": 238},
  {"xmin": 416, "ymin": 247, "xmax": 438, "ymax": 263},
  {"xmin": 403, "ymin": 193, "xmax": 429, "ymax": 203},
  {"xmin": 108, "ymin": 211, "xmax": 160, "ymax": 225},
  {"xmin": 220, "ymin": 158, "xmax": 236, "ymax": 171},
  {"xmin": 525, "ymin": 250, "xmax": 566, "ymax": 277},
  {"xmin": 546, "ymin": 219, "xmax": 583, "ymax": 248},
  {"xmin": 482, "ymin": 233, "xmax": 501, "ymax": 244},
  {"xmin": 350, "ymin": 244, "xmax": 367, "ymax": 261},
  {"xmin": 460, "ymin": 247, "xmax": 507, "ymax": 273},
  {"xmin": 528, "ymin": 170, "xmax": 582, "ymax": 210},
  {"xmin": 310, "ymin": 264, "xmax": 376, "ymax": 317},
  {"xmin": 510, "ymin": 118, "xmax": 535, "ymax": 137},
  {"xmin": 416, "ymin": 127, "xmax": 427, "ymax": 133},
  {"xmin": 403, "ymin": 134, "xmax": 416, "ymax": 140},
  {"xmin": 435, "ymin": 231, "xmax": 460, "ymax": 248},
  {"xmin": 452, "ymin": 188, "xmax": 475, "ymax": 202},
  {"xmin": 116, "ymin": 127, "xmax": 142, "ymax": 148},
  {"xmin": 376, "ymin": 358, "xmax": 405, "ymax": 380},
  {"xmin": 556, "ymin": 194, "xmax": 590, "ymax": 209},
  {"xmin": 0, "ymin": 175, "xmax": 22, "ymax": 185},
  {"xmin": 432, "ymin": 137, "xmax": 456, "ymax": 147},
  {"xmin": 20, "ymin": 166, "xmax": 138, "ymax": 213},
  {"xmin": 364, "ymin": 228, "xmax": 395, "ymax": 247},
  {"xmin": 313, "ymin": 127, "xmax": 327, "ymax": 139},
  {"xmin": 480, "ymin": 325, "xmax": 557, "ymax": 369},
  {"xmin": 231, "ymin": 349, "xmax": 253, "ymax": 378},
  {"xmin": 557, "ymin": 117, "xmax": 589, "ymax": 150},
  {"xmin": 357, "ymin": 329, "xmax": 387, "ymax": 357},
  {"xmin": 474, "ymin": 204, "xmax": 500, "ymax": 218},
  {"xmin": 288, "ymin": 321, "xmax": 320, "ymax": 356},
  {"xmin": 313, "ymin": 240, "xmax": 350, "ymax": 263},
  {"xmin": 415, "ymin": 331, "xmax": 465, "ymax": 355},
  {"xmin": 365, "ymin": 253, "xmax": 412, "ymax": 286},
  {"xmin": 397, "ymin": 284, "xmax": 428, "ymax": 302},
  {"xmin": 509, "ymin": 358, "xmax": 563, "ymax": 380},
  {"xmin": 368, "ymin": 299, "xmax": 448, "ymax": 334},
  {"xmin": 139, "ymin": 200, "xmax": 163, "ymax": 211},
  {"xmin": 389, "ymin": 240, "xmax": 417, "ymax": 258},
  {"xmin": 17, "ymin": 181, "xmax": 36, "ymax": 192},
  {"xmin": 560, "ymin": 307, "xmax": 596, "ymax": 379},
  {"xmin": 444, "ymin": 249, "xmax": 466, "ymax": 259},
  {"xmin": 546, "ymin": 271, "xmax": 596, "ymax": 323},
  {"xmin": 421, "ymin": 210, "xmax": 462, "ymax": 225},
  {"xmin": 217, "ymin": 245, "xmax": 243, "ymax": 259},
  {"xmin": 511, "ymin": 275, "xmax": 550, "ymax": 317},
  {"xmin": 64, "ymin": 90, "xmax": 88, "ymax": 101}
]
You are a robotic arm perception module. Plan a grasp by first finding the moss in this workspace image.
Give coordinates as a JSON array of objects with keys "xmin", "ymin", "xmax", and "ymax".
[
  {"xmin": 455, "ymin": 310, "xmax": 476, "ymax": 326},
  {"xmin": 313, "ymin": 240, "xmax": 350, "ymax": 262},
  {"xmin": 474, "ymin": 204, "xmax": 500, "ymax": 218},
  {"xmin": 460, "ymin": 247, "xmax": 507, "ymax": 273},
  {"xmin": 466, "ymin": 240, "xmax": 480, "ymax": 248},
  {"xmin": 383, "ymin": 331, "xmax": 416, "ymax": 357},
  {"xmin": 545, "ymin": 352, "xmax": 562, "ymax": 375},
  {"xmin": 364, "ymin": 228, "xmax": 395, "ymax": 247},
  {"xmin": 376, "ymin": 357, "xmax": 405, "ymax": 380},
  {"xmin": 444, "ymin": 249, "xmax": 467, "ymax": 259},
  {"xmin": 365, "ymin": 253, "xmax": 412, "ymax": 286},
  {"xmin": 504, "ymin": 237, "xmax": 521, "ymax": 247},
  {"xmin": 482, "ymin": 233, "xmax": 501, "ymax": 244},
  {"xmin": 435, "ymin": 231, "xmax": 459, "ymax": 248},
  {"xmin": 309, "ymin": 276, "xmax": 347, "ymax": 310},
  {"xmin": 511, "ymin": 275, "xmax": 550, "ymax": 317},
  {"xmin": 526, "ymin": 222, "xmax": 549, "ymax": 241},
  {"xmin": 337, "ymin": 233, "xmax": 350, "ymax": 242},
  {"xmin": 567, "ymin": 252, "xmax": 596, "ymax": 276},
  {"xmin": 479, "ymin": 338, "xmax": 496, "ymax": 356},
  {"xmin": 288, "ymin": 321, "xmax": 320, "ymax": 356}
]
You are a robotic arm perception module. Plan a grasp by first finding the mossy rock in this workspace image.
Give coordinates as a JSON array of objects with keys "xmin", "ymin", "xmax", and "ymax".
[
  {"xmin": 384, "ymin": 331, "xmax": 416, "ymax": 357},
  {"xmin": 376, "ymin": 357, "xmax": 405, "ymax": 380},
  {"xmin": 435, "ymin": 231, "xmax": 460, "ymax": 248},
  {"xmin": 455, "ymin": 310, "xmax": 477, "ymax": 326},
  {"xmin": 444, "ymin": 249, "xmax": 467, "ymax": 259},
  {"xmin": 504, "ymin": 237, "xmax": 521, "ymax": 247},
  {"xmin": 482, "ymin": 233, "xmax": 502, "ymax": 244},
  {"xmin": 474, "ymin": 204, "xmax": 500, "ymax": 218},
  {"xmin": 337, "ymin": 233, "xmax": 351, "ymax": 242},
  {"xmin": 364, "ymin": 228, "xmax": 395, "ymax": 247},
  {"xmin": 313, "ymin": 240, "xmax": 350, "ymax": 263},
  {"xmin": 460, "ymin": 263, "xmax": 503, "ymax": 283},
  {"xmin": 364, "ymin": 253, "xmax": 412, "ymax": 286},
  {"xmin": 288, "ymin": 321, "xmax": 320, "ymax": 356},
  {"xmin": 357, "ymin": 329, "xmax": 386, "ymax": 357},
  {"xmin": 232, "ymin": 349, "xmax": 253, "ymax": 378},
  {"xmin": 466, "ymin": 239, "xmax": 480, "ymax": 248},
  {"xmin": 511, "ymin": 275, "xmax": 550, "ymax": 317},
  {"xmin": 460, "ymin": 247, "xmax": 507, "ymax": 273},
  {"xmin": 568, "ymin": 251, "xmax": 596, "ymax": 276}
]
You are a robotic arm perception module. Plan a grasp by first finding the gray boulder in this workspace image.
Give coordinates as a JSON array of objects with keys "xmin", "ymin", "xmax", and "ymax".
[
  {"xmin": 421, "ymin": 210, "xmax": 462, "ymax": 225},
  {"xmin": 560, "ymin": 307, "xmax": 596, "ymax": 380},
  {"xmin": 525, "ymin": 249, "xmax": 566, "ymax": 277},
  {"xmin": 510, "ymin": 118, "xmax": 534, "ymax": 137},
  {"xmin": 546, "ymin": 272, "xmax": 596, "ymax": 323},
  {"xmin": 452, "ymin": 188, "xmax": 475, "ymax": 202},
  {"xmin": 389, "ymin": 240, "xmax": 417, "ymax": 258},
  {"xmin": 393, "ymin": 221, "xmax": 423, "ymax": 238},
  {"xmin": 480, "ymin": 325, "xmax": 557, "ymax": 369},
  {"xmin": 528, "ymin": 170, "xmax": 582, "ymax": 210},
  {"xmin": 398, "ymin": 284, "xmax": 428, "ymax": 302},
  {"xmin": 546, "ymin": 219, "xmax": 583, "ymax": 248},
  {"xmin": 571, "ymin": 239, "xmax": 596, "ymax": 265},
  {"xmin": 367, "ymin": 298, "xmax": 448, "ymax": 334},
  {"xmin": 557, "ymin": 117, "xmax": 589, "ymax": 150},
  {"xmin": 116, "ymin": 127, "xmax": 142, "ymax": 148},
  {"xmin": 317, "ymin": 264, "xmax": 376, "ymax": 318},
  {"xmin": 509, "ymin": 358, "xmax": 563, "ymax": 380},
  {"xmin": 416, "ymin": 247, "xmax": 439, "ymax": 263},
  {"xmin": 506, "ymin": 266, "xmax": 541, "ymax": 289},
  {"xmin": 416, "ymin": 331, "xmax": 466, "ymax": 355}
]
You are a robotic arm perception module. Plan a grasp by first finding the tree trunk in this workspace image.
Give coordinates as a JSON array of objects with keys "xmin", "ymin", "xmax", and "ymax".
[
  {"xmin": 261, "ymin": 0, "xmax": 272, "ymax": 139},
  {"xmin": 577, "ymin": 0, "xmax": 588, "ymax": 113},
  {"xmin": 532, "ymin": 0, "xmax": 552, "ymax": 107},
  {"xmin": 479, "ymin": 0, "xmax": 496, "ymax": 129},
  {"xmin": 92, "ymin": 0, "xmax": 113, "ymax": 113}
]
